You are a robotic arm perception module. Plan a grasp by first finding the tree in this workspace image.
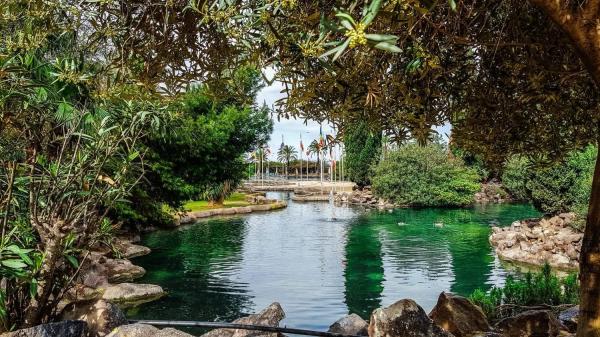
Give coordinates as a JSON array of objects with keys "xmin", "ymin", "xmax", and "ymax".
[
  {"xmin": 0, "ymin": 0, "xmax": 249, "ymax": 329},
  {"xmin": 277, "ymin": 145, "xmax": 298, "ymax": 178},
  {"xmin": 308, "ymin": 140, "xmax": 322, "ymax": 175},
  {"xmin": 344, "ymin": 121, "xmax": 382, "ymax": 188},
  {"xmin": 118, "ymin": 73, "xmax": 273, "ymax": 219}
]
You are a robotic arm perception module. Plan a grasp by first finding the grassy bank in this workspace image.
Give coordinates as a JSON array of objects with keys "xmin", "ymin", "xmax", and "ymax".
[{"xmin": 183, "ymin": 192, "xmax": 250, "ymax": 212}]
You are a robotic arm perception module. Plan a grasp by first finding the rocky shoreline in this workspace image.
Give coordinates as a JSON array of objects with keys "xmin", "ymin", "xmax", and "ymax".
[
  {"xmin": 334, "ymin": 187, "xmax": 396, "ymax": 209},
  {"xmin": 5, "ymin": 291, "xmax": 580, "ymax": 337},
  {"xmin": 490, "ymin": 213, "xmax": 582, "ymax": 270}
]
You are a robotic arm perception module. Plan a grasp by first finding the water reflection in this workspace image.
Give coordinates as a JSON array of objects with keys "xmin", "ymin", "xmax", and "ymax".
[
  {"xmin": 130, "ymin": 196, "xmax": 540, "ymax": 330},
  {"xmin": 344, "ymin": 213, "xmax": 384, "ymax": 318},
  {"xmin": 128, "ymin": 217, "xmax": 252, "ymax": 322}
]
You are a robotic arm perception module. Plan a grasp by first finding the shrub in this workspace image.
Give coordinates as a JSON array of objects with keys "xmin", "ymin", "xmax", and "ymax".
[
  {"xmin": 372, "ymin": 143, "xmax": 481, "ymax": 207},
  {"xmin": 469, "ymin": 264, "xmax": 579, "ymax": 319},
  {"xmin": 501, "ymin": 146, "xmax": 596, "ymax": 229}
]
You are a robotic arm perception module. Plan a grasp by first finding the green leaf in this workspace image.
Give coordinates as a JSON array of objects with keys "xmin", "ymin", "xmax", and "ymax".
[
  {"xmin": 65, "ymin": 255, "xmax": 79, "ymax": 269},
  {"xmin": 332, "ymin": 39, "xmax": 351, "ymax": 62},
  {"xmin": 365, "ymin": 34, "xmax": 398, "ymax": 42},
  {"xmin": 335, "ymin": 12, "xmax": 357, "ymax": 26},
  {"xmin": 29, "ymin": 279, "xmax": 38, "ymax": 298},
  {"xmin": 1, "ymin": 259, "xmax": 27, "ymax": 269},
  {"xmin": 362, "ymin": 0, "xmax": 383, "ymax": 26},
  {"xmin": 448, "ymin": 0, "xmax": 457, "ymax": 11},
  {"xmin": 373, "ymin": 41, "xmax": 402, "ymax": 53}
]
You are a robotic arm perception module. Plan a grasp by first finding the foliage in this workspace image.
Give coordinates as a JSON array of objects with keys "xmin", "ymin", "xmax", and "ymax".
[
  {"xmin": 344, "ymin": 121, "xmax": 382, "ymax": 188},
  {"xmin": 115, "ymin": 72, "xmax": 272, "ymax": 224},
  {"xmin": 451, "ymin": 147, "xmax": 491, "ymax": 181},
  {"xmin": 371, "ymin": 143, "xmax": 480, "ymax": 207},
  {"xmin": 0, "ymin": 0, "xmax": 247, "ymax": 329},
  {"xmin": 277, "ymin": 145, "xmax": 298, "ymax": 178},
  {"xmin": 469, "ymin": 264, "xmax": 579, "ymax": 319},
  {"xmin": 502, "ymin": 146, "xmax": 596, "ymax": 229}
]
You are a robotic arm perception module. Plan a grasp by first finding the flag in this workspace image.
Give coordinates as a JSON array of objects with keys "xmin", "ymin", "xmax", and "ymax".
[
  {"xmin": 319, "ymin": 126, "xmax": 324, "ymax": 149},
  {"xmin": 332, "ymin": 160, "xmax": 336, "ymax": 170},
  {"xmin": 300, "ymin": 134, "xmax": 304, "ymax": 152}
]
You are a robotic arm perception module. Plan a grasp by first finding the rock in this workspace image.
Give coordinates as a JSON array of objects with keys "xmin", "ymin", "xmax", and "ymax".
[
  {"xmin": 558, "ymin": 212, "xmax": 576, "ymax": 224},
  {"xmin": 61, "ymin": 299, "xmax": 127, "ymax": 337},
  {"xmin": 548, "ymin": 216, "xmax": 565, "ymax": 228},
  {"xmin": 103, "ymin": 258, "xmax": 145, "ymax": 283},
  {"xmin": 115, "ymin": 241, "xmax": 151, "ymax": 259},
  {"xmin": 328, "ymin": 314, "xmax": 368, "ymax": 336},
  {"xmin": 429, "ymin": 292, "xmax": 490, "ymax": 337},
  {"xmin": 106, "ymin": 324, "xmax": 193, "ymax": 337},
  {"xmin": 1, "ymin": 321, "xmax": 87, "ymax": 337},
  {"xmin": 106, "ymin": 324, "xmax": 157, "ymax": 337},
  {"xmin": 201, "ymin": 302, "xmax": 285, "ymax": 337},
  {"xmin": 101, "ymin": 283, "xmax": 165, "ymax": 308},
  {"xmin": 368, "ymin": 299, "xmax": 454, "ymax": 337},
  {"xmin": 558, "ymin": 306, "xmax": 579, "ymax": 333},
  {"xmin": 494, "ymin": 310, "xmax": 560, "ymax": 337}
]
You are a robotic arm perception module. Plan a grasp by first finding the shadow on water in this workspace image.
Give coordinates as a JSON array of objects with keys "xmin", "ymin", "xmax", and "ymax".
[{"xmin": 129, "ymin": 196, "xmax": 540, "ymax": 331}]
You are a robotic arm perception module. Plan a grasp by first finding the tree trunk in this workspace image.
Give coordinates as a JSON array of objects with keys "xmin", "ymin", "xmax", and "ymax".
[
  {"xmin": 521, "ymin": 5, "xmax": 600, "ymax": 336},
  {"xmin": 578, "ymin": 145, "xmax": 600, "ymax": 337},
  {"xmin": 23, "ymin": 228, "xmax": 63, "ymax": 326},
  {"xmin": 209, "ymin": 194, "xmax": 225, "ymax": 207}
]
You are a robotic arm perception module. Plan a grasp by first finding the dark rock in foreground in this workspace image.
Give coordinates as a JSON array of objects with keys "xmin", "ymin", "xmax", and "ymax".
[
  {"xmin": 201, "ymin": 302, "xmax": 285, "ymax": 337},
  {"xmin": 494, "ymin": 310, "xmax": 561, "ymax": 337},
  {"xmin": 61, "ymin": 299, "xmax": 127, "ymax": 337},
  {"xmin": 1, "ymin": 320, "xmax": 87, "ymax": 337},
  {"xmin": 106, "ymin": 323, "xmax": 192, "ymax": 337},
  {"xmin": 328, "ymin": 314, "xmax": 368, "ymax": 336},
  {"xmin": 429, "ymin": 292, "xmax": 490, "ymax": 337},
  {"xmin": 558, "ymin": 306, "xmax": 579, "ymax": 333},
  {"xmin": 368, "ymin": 299, "xmax": 454, "ymax": 337}
]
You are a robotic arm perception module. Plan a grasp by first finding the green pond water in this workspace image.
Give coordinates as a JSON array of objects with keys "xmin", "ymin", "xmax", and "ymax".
[{"xmin": 128, "ymin": 192, "xmax": 540, "ymax": 332}]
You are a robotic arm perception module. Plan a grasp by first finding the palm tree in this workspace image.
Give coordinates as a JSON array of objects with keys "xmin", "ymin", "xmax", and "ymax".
[
  {"xmin": 277, "ymin": 145, "xmax": 298, "ymax": 178},
  {"xmin": 308, "ymin": 140, "xmax": 321, "ymax": 175}
]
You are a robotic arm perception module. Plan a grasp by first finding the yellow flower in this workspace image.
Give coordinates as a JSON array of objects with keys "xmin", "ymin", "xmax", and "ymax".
[{"xmin": 345, "ymin": 23, "xmax": 367, "ymax": 48}]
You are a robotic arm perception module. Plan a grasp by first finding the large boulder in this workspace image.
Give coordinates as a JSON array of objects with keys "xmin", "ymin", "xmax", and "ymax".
[
  {"xmin": 429, "ymin": 292, "xmax": 490, "ymax": 337},
  {"xmin": 368, "ymin": 299, "xmax": 454, "ymax": 337},
  {"xmin": 494, "ymin": 310, "xmax": 560, "ymax": 337},
  {"xmin": 103, "ymin": 258, "xmax": 145, "ymax": 283},
  {"xmin": 201, "ymin": 302, "xmax": 285, "ymax": 337},
  {"xmin": 1, "ymin": 321, "xmax": 87, "ymax": 337},
  {"xmin": 101, "ymin": 283, "xmax": 165, "ymax": 308},
  {"xmin": 61, "ymin": 299, "xmax": 127, "ymax": 337},
  {"xmin": 106, "ymin": 324, "xmax": 193, "ymax": 337},
  {"xmin": 558, "ymin": 306, "xmax": 579, "ymax": 333},
  {"xmin": 328, "ymin": 314, "xmax": 368, "ymax": 336},
  {"xmin": 114, "ymin": 240, "xmax": 151, "ymax": 259}
]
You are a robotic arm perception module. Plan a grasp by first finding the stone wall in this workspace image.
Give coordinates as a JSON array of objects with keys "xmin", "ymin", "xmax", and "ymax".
[{"xmin": 490, "ymin": 213, "xmax": 582, "ymax": 270}]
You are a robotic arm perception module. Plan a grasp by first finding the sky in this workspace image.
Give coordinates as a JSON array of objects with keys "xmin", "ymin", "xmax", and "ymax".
[
  {"xmin": 255, "ymin": 78, "xmax": 336, "ymax": 160},
  {"xmin": 255, "ymin": 72, "xmax": 451, "ymax": 160}
]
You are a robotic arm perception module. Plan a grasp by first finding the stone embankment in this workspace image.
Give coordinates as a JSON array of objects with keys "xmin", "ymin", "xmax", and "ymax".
[
  {"xmin": 7, "ymin": 291, "xmax": 580, "ymax": 337},
  {"xmin": 175, "ymin": 196, "xmax": 286, "ymax": 226},
  {"xmin": 334, "ymin": 186, "xmax": 395, "ymax": 209},
  {"xmin": 490, "ymin": 212, "xmax": 582, "ymax": 270}
]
